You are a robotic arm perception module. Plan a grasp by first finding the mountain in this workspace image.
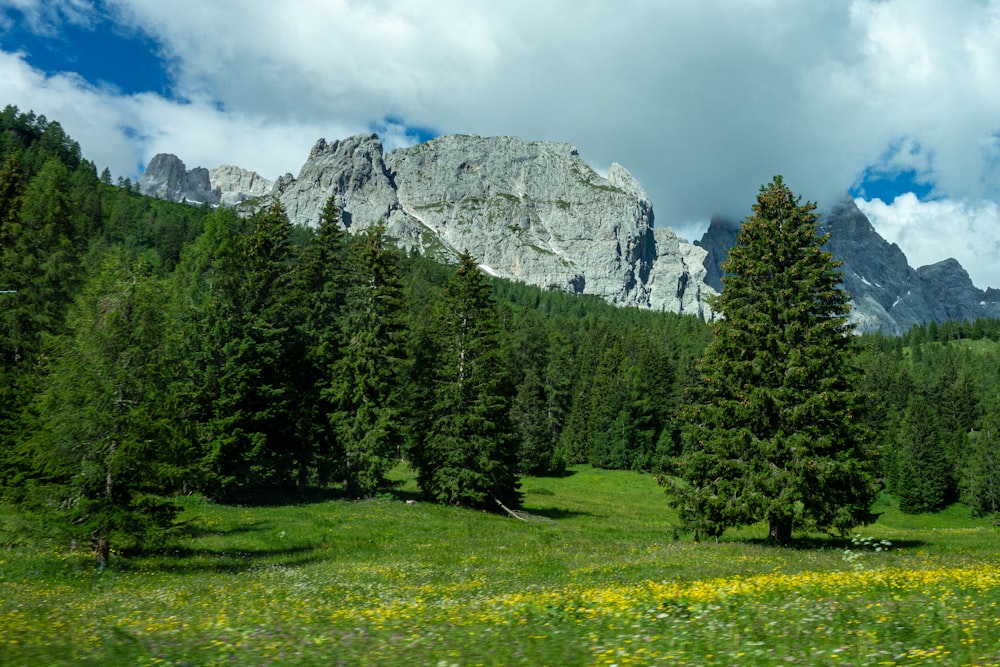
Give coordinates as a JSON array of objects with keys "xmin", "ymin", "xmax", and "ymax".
[
  {"xmin": 138, "ymin": 153, "xmax": 273, "ymax": 206},
  {"xmin": 140, "ymin": 133, "xmax": 715, "ymax": 318},
  {"xmin": 139, "ymin": 134, "xmax": 998, "ymax": 333},
  {"xmin": 696, "ymin": 197, "xmax": 1000, "ymax": 334}
]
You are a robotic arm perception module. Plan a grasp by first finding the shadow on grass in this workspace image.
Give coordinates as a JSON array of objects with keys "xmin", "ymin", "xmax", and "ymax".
[
  {"xmin": 525, "ymin": 506, "xmax": 593, "ymax": 520},
  {"xmin": 126, "ymin": 543, "xmax": 326, "ymax": 574},
  {"xmin": 210, "ymin": 486, "xmax": 346, "ymax": 507},
  {"xmin": 534, "ymin": 467, "xmax": 579, "ymax": 479},
  {"xmin": 389, "ymin": 487, "xmax": 423, "ymax": 503},
  {"xmin": 742, "ymin": 535, "xmax": 927, "ymax": 551},
  {"xmin": 180, "ymin": 520, "xmax": 273, "ymax": 539}
]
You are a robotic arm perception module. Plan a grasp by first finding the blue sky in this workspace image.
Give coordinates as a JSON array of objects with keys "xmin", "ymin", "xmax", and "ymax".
[{"xmin": 2, "ymin": 0, "xmax": 999, "ymax": 287}]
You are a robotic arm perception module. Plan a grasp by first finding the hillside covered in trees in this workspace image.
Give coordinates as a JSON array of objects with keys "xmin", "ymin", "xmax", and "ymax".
[{"xmin": 1, "ymin": 106, "xmax": 998, "ymax": 562}]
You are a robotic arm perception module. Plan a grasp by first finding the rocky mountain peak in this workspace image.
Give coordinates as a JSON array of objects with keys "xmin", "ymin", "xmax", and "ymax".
[
  {"xmin": 208, "ymin": 165, "xmax": 273, "ymax": 206},
  {"xmin": 272, "ymin": 132, "xmax": 716, "ymax": 317},
  {"xmin": 138, "ymin": 153, "xmax": 216, "ymax": 204},
  {"xmin": 139, "ymin": 133, "xmax": 997, "ymax": 332},
  {"xmin": 138, "ymin": 154, "xmax": 273, "ymax": 207},
  {"xmin": 696, "ymin": 195, "xmax": 1000, "ymax": 334}
]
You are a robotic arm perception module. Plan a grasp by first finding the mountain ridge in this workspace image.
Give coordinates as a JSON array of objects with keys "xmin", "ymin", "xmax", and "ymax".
[{"xmin": 138, "ymin": 133, "xmax": 997, "ymax": 333}]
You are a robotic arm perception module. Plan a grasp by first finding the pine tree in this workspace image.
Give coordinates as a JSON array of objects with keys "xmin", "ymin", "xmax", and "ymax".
[
  {"xmin": 289, "ymin": 194, "xmax": 348, "ymax": 489},
  {"xmin": 960, "ymin": 392, "xmax": 1000, "ymax": 516},
  {"xmin": 411, "ymin": 251, "xmax": 519, "ymax": 509},
  {"xmin": 0, "ymin": 157, "xmax": 80, "ymax": 362},
  {"xmin": 194, "ymin": 201, "xmax": 297, "ymax": 495},
  {"xmin": 332, "ymin": 222, "xmax": 406, "ymax": 496},
  {"xmin": 23, "ymin": 252, "xmax": 180, "ymax": 565},
  {"xmin": 892, "ymin": 393, "xmax": 950, "ymax": 513},
  {"xmin": 670, "ymin": 176, "xmax": 879, "ymax": 544}
]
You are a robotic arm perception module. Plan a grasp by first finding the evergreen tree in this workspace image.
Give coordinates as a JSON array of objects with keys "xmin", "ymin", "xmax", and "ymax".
[
  {"xmin": 892, "ymin": 394, "xmax": 951, "ymax": 513},
  {"xmin": 411, "ymin": 251, "xmax": 519, "ymax": 509},
  {"xmin": 670, "ymin": 177, "xmax": 879, "ymax": 544},
  {"xmin": 194, "ymin": 202, "xmax": 297, "ymax": 495},
  {"xmin": 289, "ymin": 195, "xmax": 348, "ymax": 489},
  {"xmin": 332, "ymin": 222, "xmax": 406, "ymax": 496},
  {"xmin": 960, "ymin": 392, "xmax": 1000, "ymax": 516},
  {"xmin": 0, "ymin": 157, "xmax": 80, "ymax": 362},
  {"xmin": 511, "ymin": 365, "xmax": 556, "ymax": 474},
  {"xmin": 21, "ymin": 253, "xmax": 180, "ymax": 565}
]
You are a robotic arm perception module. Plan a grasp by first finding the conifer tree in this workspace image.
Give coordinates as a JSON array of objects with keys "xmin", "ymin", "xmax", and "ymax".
[
  {"xmin": 892, "ymin": 394, "xmax": 950, "ymax": 513},
  {"xmin": 332, "ymin": 222, "xmax": 406, "ymax": 496},
  {"xmin": 289, "ymin": 194, "xmax": 348, "ymax": 489},
  {"xmin": 411, "ymin": 251, "xmax": 519, "ymax": 509},
  {"xmin": 24, "ymin": 252, "xmax": 179, "ymax": 565},
  {"xmin": 670, "ymin": 176, "xmax": 878, "ymax": 544},
  {"xmin": 198, "ymin": 201, "xmax": 297, "ymax": 495},
  {"xmin": 961, "ymin": 392, "xmax": 1000, "ymax": 516}
]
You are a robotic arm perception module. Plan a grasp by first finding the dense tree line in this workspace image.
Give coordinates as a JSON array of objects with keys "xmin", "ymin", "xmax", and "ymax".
[
  {"xmin": 0, "ymin": 107, "xmax": 712, "ymax": 561},
  {"xmin": 859, "ymin": 324, "xmax": 1000, "ymax": 517},
  {"xmin": 1, "ymin": 107, "xmax": 998, "ymax": 560}
]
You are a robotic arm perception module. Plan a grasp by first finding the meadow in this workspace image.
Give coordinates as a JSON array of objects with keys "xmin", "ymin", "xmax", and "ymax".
[{"xmin": 1, "ymin": 465, "xmax": 999, "ymax": 666}]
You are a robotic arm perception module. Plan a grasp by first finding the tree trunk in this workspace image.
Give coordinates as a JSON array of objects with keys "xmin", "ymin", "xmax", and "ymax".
[
  {"xmin": 93, "ymin": 531, "xmax": 110, "ymax": 568},
  {"xmin": 769, "ymin": 517, "xmax": 792, "ymax": 546}
]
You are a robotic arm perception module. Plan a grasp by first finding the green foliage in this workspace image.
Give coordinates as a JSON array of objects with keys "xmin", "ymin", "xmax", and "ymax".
[
  {"xmin": 410, "ymin": 251, "xmax": 520, "ymax": 509},
  {"xmin": 287, "ymin": 195, "xmax": 350, "ymax": 489},
  {"xmin": 19, "ymin": 252, "xmax": 181, "ymax": 565},
  {"xmin": 332, "ymin": 222, "xmax": 407, "ymax": 496},
  {"xmin": 199, "ymin": 201, "xmax": 300, "ymax": 495},
  {"xmin": 961, "ymin": 392, "xmax": 1000, "ymax": 516},
  {"xmin": 891, "ymin": 394, "xmax": 951, "ymax": 513},
  {"xmin": 671, "ymin": 176, "xmax": 879, "ymax": 544},
  {"xmin": 7, "ymin": 105, "xmax": 1000, "ymax": 567}
]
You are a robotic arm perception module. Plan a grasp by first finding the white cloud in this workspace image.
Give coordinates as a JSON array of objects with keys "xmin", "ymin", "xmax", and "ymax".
[
  {"xmin": 857, "ymin": 194, "xmax": 1000, "ymax": 289},
  {"xmin": 2, "ymin": 0, "xmax": 1000, "ymax": 287},
  {"xmin": 0, "ymin": 50, "xmax": 142, "ymax": 175},
  {"xmin": 0, "ymin": 0, "xmax": 95, "ymax": 34}
]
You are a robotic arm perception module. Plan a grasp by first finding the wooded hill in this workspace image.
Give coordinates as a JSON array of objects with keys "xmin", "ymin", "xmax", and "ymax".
[{"xmin": 1, "ymin": 106, "xmax": 998, "ymax": 561}]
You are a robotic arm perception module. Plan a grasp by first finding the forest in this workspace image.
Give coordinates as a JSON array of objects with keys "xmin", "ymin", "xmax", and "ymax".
[{"xmin": 1, "ymin": 105, "xmax": 999, "ymax": 562}]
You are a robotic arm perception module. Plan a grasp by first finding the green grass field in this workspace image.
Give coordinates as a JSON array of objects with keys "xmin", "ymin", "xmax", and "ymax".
[{"xmin": 2, "ymin": 465, "xmax": 999, "ymax": 666}]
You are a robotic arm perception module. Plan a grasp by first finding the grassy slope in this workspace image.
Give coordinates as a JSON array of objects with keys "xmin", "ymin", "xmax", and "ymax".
[{"xmin": 1, "ymin": 465, "xmax": 998, "ymax": 666}]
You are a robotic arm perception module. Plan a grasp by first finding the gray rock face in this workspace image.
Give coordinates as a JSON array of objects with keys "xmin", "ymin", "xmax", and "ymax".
[
  {"xmin": 274, "ymin": 133, "xmax": 716, "ymax": 316},
  {"xmin": 140, "ymin": 135, "xmax": 997, "ymax": 332},
  {"xmin": 274, "ymin": 134, "xmax": 399, "ymax": 230},
  {"xmin": 138, "ymin": 155, "xmax": 273, "ymax": 207},
  {"xmin": 696, "ymin": 196, "xmax": 1000, "ymax": 334},
  {"xmin": 209, "ymin": 165, "xmax": 274, "ymax": 206},
  {"xmin": 140, "ymin": 133, "xmax": 717, "ymax": 316},
  {"xmin": 694, "ymin": 216, "xmax": 740, "ymax": 292},
  {"xmin": 138, "ymin": 154, "xmax": 218, "ymax": 204}
]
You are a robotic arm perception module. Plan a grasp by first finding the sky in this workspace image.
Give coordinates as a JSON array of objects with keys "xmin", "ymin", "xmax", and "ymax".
[{"xmin": 2, "ymin": 1, "xmax": 999, "ymax": 288}]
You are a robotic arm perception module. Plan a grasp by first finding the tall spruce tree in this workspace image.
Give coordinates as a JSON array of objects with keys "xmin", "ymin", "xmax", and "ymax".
[
  {"xmin": 198, "ymin": 201, "xmax": 297, "ymax": 495},
  {"xmin": 961, "ymin": 391, "xmax": 1000, "ymax": 516},
  {"xmin": 332, "ymin": 222, "xmax": 406, "ymax": 496},
  {"xmin": 289, "ymin": 195, "xmax": 348, "ymax": 490},
  {"xmin": 411, "ymin": 251, "xmax": 519, "ymax": 509},
  {"xmin": 670, "ymin": 176, "xmax": 878, "ymax": 544},
  {"xmin": 892, "ymin": 394, "xmax": 950, "ymax": 513}
]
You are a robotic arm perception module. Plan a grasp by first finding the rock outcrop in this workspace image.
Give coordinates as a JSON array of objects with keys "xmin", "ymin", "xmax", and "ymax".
[
  {"xmin": 208, "ymin": 165, "xmax": 274, "ymax": 206},
  {"xmin": 271, "ymin": 133, "xmax": 715, "ymax": 317},
  {"xmin": 694, "ymin": 216, "xmax": 740, "ymax": 292},
  {"xmin": 138, "ymin": 153, "xmax": 217, "ymax": 204},
  {"xmin": 138, "ymin": 154, "xmax": 273, "ymax": 207},
  {"xmin": 139, "ymin": 133, "xmax": 999, "ymax": 332}
]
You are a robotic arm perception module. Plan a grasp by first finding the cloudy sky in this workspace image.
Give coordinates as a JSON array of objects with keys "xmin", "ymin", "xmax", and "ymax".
[{"xmin": 2, "ymin": 1, "xmax": 999, "ymax": 288}]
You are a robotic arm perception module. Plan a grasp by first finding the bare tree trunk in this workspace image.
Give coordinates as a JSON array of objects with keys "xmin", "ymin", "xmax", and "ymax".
[
  {"xmin": 769, "ymin": 517, "xmax": 792, "ymax": 546},
  {"xmin": 93, "ymin": 531, "xmax": 110, "ymax": 568}
]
